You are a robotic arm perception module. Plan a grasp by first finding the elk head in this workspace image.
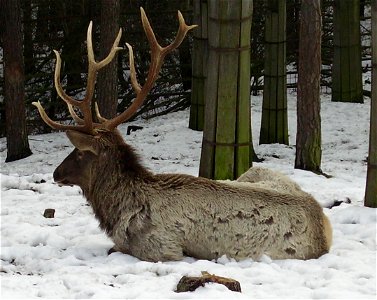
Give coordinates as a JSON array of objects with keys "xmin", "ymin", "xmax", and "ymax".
[{"xmin": 33, "ymin": 8, "xmax": 196, "ymax": 190}]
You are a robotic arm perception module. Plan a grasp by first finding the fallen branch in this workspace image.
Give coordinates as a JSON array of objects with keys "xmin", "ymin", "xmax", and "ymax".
[{"xmin": 176, "ymin": 271, "xmax": 241, "ymax": 293}]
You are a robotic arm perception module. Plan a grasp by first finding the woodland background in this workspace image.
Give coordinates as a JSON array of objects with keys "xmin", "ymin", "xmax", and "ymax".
[
  {"xmin": 0, "ymin": 0, "xmax": 376, "ymax": 206},
  {"xmin": 0, "ymin": 0, "xmax": 372, "ymax": 133}
]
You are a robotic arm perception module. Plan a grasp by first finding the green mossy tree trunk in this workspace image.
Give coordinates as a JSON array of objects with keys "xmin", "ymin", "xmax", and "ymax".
[
  {"xmin": 199, "ymin": 0, "xmax": 254, "ymax": 180},
  {"xmin": 295, "ymin": 0, "xmax": 322, "ymax": 172},
  {"xmin": 332, "ymin": 0, "xmax": 363, "ymax": 103},
  {"xmin": 189, "ymin": 0, "xmax": 208, "ymax": 131},
  {"xmin": 365, "ymin": 0, "xmax": 377, "ymax": 208},
  {"xmin": 259, "ymin": 0, "xmax": 288, "ymax": 145}
]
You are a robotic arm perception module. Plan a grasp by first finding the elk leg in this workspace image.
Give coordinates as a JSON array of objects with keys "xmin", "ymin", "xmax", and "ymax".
[
  {"xmin": 127, "ymin": 234, "xmax": 185, "ymax": 262},
  {"xmin": 108, "ymin": 246, "xmax": 120, "ymax": 255}
]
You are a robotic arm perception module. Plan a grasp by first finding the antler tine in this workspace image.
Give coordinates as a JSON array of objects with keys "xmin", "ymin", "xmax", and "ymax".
[
  {"xmin": 87, "ymin": 23, "xmax": 123, "ymax": 70},
  {"xmin": 126, "ymin": 43, "xmax": 142, "ymax": 94},
  {"xmin": 80, "ymin": 21, "xmax": 123, "ymax": 131},
  {"xmin": 162, "ymin": 11, "xmax": 198, "ymax": 53},
  {"xmin": 53, "ymin": 50, "xmax": 86, "ymax": 126},
  {"xmin": 32, "ymin": 101, "xmax": 91, "ymax": 133},
  {"xmin": 67, "ymin": 104, "xmax": 85, "ymax": 124},
  {"xmin": 94, "ymin": 102, "xmax": 108, "ymax": 123},
  {"xmin": 103, "ymin": 7, "xmax": 196, "ymax": 130},
  {"xmin": 31, "ymin": 50, "xmax": 88, "ymax": 131},
  {"xmin": 83, "ymin": 21, "xmax": 123, "ymax": 131},
  {"xmin": 33, "ymin": 21, "xmax": 123, "ymax": 134},
  {"xmin": 139, "ymin": 7, "xmax": 162, "ymax": 54},
  {"xmin": 53, "ymin": 50, "xmax": 82, "ymax": 108},
  {"xmin": 140, "ymin": 8, "xmax": 197, "ymax": 56}
]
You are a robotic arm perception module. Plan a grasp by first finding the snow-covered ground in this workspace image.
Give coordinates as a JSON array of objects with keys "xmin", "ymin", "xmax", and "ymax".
[{"xmin": 1, "ymin": 93, "xmax": 376, "ymax": 298}]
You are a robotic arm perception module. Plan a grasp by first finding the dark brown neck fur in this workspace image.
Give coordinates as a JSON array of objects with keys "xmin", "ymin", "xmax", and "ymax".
[{"xmin": 84, "ymin": 143, "xmax": 152, "ymax": 235}]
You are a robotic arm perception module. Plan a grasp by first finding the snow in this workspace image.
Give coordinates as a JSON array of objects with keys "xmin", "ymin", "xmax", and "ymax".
[{"xmin": 1, "ymin": 92, "xmax": 376, "ymax": 299}]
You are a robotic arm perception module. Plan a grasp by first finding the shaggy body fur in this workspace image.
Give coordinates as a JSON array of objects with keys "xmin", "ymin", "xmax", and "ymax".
[
  {"xmin": 54, "ymin": 131, "xmax": 332, "ymax": 262},
  {"xmin": 236, "ymin": 167, "xmax": 304, "ymax": 195},
  {"xmin": 218, "ymin": 167, "xmax": 304, "ymax": 196}
]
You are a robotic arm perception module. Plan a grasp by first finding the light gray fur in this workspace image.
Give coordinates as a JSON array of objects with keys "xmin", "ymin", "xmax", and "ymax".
[
  {"xmin": 55, "ymin": 131, "xmax": 332, "ymax": 262},
  {"xmin": 236, "ymin": 166, "xmax": 304, "ymax": 196}
]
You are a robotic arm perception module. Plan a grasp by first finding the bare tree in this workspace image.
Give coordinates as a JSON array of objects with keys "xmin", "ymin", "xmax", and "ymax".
[
  {"xmin": 365, "ymin": 0, "xmax": 377, "ymax": 208},
  {"xmin": 1, "ymin": 0, "xmax": 32, "ymax": 162},
  {"xmin": 295, "ymin": 0, "xmax": 322, "ymax": 172}
]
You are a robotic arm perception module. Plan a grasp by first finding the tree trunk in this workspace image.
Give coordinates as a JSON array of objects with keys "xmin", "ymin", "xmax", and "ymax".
[
  {"xmin": 178, "ymin": 25, "xmax": 193, "ymax": 113},
  {"xmin": 2, "ymin": 0, "xmax": 32, "ymax": 162},
  {"xmin": 295, "ymin": 0, "xmax": 322, "ymax": 172},
  {"xmin": 96, "ymin": 0, "xmax": 120, "ymax": 118},
  {"xmin": 332, "ymin": 0, "xmax": 363, "ymax": 103},
  {"xmin": 365, "ymin": 0, "xmax": 377, "ymax": 208},
  {"xmin": 179, "ymin": 39, "xmax": 192, "ymax": 92},
  {"xmin": 178, "ymin": 0, "xmax": 193, "ymax": 97},
  {"xmin": 189, "ymin": 0, "xmax": 208, "ymax": 131},
  {"xmin": 61, "ymin": 1, "xmax": 85, "ymax": 97},
  {"xmin": 259, "ymin": 0, "xmax": 288, "ymax": 145},
  {"xmin": 35, "ymin": 0, "xmax": 48, "ymax": 44},
  {"xmin": 199, "ymin": 0, "xmax": 255, "ymax": 180},
  {"xmin": 23, "ymin": 0, "xmax": 34, "ymax": 75}
]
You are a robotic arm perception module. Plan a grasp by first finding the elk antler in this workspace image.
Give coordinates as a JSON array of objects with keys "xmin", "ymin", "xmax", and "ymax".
[
  {"xmin": 101, "ymin": 8, "xmax": 197, "ymax": 131},
  {"xmin": 33, "ymin": 21, "xmax": 122, "ymax": 134},
  {"xmin": 33, "ymin": 8, "xmax": 196, "ymax": 134}
]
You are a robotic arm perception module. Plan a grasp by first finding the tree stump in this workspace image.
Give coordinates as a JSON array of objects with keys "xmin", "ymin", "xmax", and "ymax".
[{"xmin": 176, "ymin": 271, "xmax": 241, "ymax": 293}]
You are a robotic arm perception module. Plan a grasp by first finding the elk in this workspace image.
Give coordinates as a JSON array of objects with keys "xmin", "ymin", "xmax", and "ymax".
[
  {"xmin": 33, "ymin": 8, "xmax": 332, "ymax": 262},
  {"xmin": 235, "ymin": 167, "xmax": 304, "ymax": 196}
]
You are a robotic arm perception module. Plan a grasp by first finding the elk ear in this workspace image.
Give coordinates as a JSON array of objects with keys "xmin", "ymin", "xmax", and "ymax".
[{"xmin": 66, "ymin": 130, "xmax": 98, "ymax": 155}]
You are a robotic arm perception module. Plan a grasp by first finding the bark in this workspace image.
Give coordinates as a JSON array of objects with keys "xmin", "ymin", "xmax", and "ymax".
[
  {"xmin": 332, "ymin": 0, "xmax": 363, "ymax": 103},
  {"xmin": 2, "ymin": 0, "xmax": 32, "ymax": 162},
  {"xmin": 189, "ymin": 0, "xmax": 208, "ymax": 131},
  {"xmin": 61, "ymin": 1, "xmax": 85, "ymax": 97},
  {"xmin": 176, "ymin": 272, "xmax": 241, "ymax": 293},
  {"xmin": 178, "ymin": 1, "xmax": 193, "ymax": 95},
  {"xmin": 295, "ymin": 0, "xmax": 322, "ymax": 172},
  {"xmin": 96, "ymin": 0, "xmax": 120, "ymax": 119},
  {"xmin": 364, "ymin": 0, "xmax": 377, "ymax": 208},
  {"xmin": 199, "ymin": 0, "xmax": 255, "ymax": 180},
  {"xmin": 179, "ymin": 39, "xmax": 192, "ymax": 93},
  {"xmin": 23, "ymin": 0, "xmax": 34, "ymax": 74},
  {"xmin": 260, "ymin": 0, "xmax": 288, "ymax": 145}
]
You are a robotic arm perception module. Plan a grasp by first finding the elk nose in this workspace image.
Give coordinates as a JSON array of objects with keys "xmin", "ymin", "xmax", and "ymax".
[
  {"xmin": 53, "ymin": 168, "xmax": 62, "ymax": 183},
  {"xmin": 53, "ymin": 168, "xmax": 69, "ymax": 186}
]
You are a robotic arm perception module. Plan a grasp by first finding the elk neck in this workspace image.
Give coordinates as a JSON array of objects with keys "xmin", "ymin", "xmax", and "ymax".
[{"xmin": 84, "ymin": 142, "xmax": 152, "ymax": 236}]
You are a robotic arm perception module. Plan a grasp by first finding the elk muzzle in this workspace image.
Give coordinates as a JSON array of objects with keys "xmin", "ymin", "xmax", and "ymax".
[
  {"xmin": 52, "ymin": 148, "xmax": 96, "ymax": 189},
  {"xmin": 53, "ymin": 164, "xmax": 73, "ymax": 186}
]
